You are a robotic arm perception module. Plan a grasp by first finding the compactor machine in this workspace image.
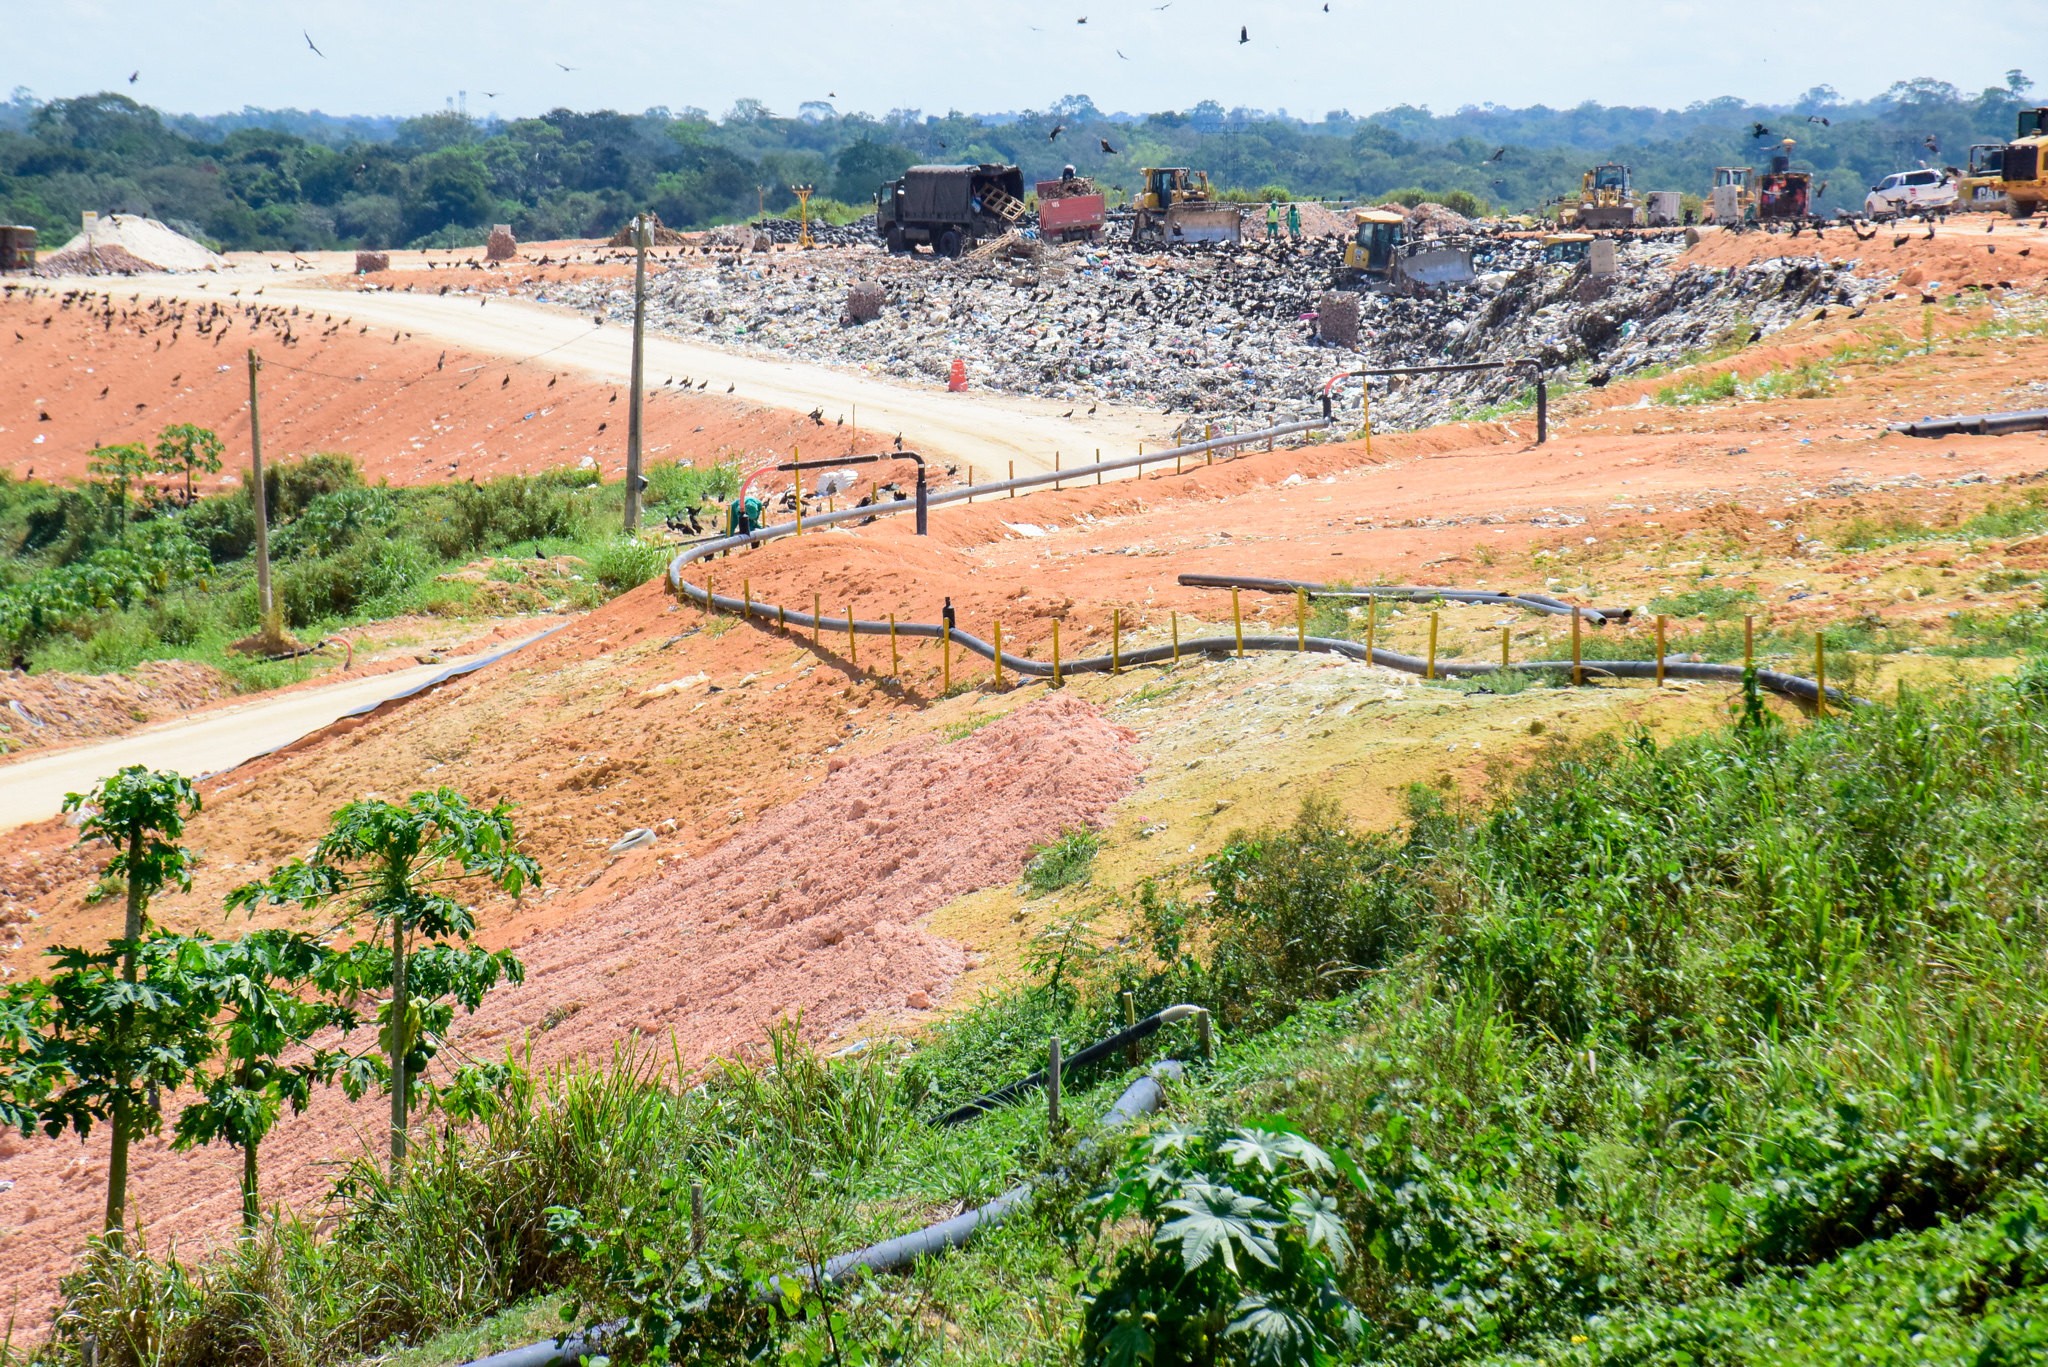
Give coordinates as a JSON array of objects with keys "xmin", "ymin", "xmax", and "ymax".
[
  {"xmin": 1998, "ymin": 107, "xmax": 2048, "ymax": 219},
  {"xmin": 1961, "ymin": 143, "xmax": 2009, "ymax": 211},
  {"xmin": 1130, "ymin": 167, "xmax": 1243, "ymax": 245},
  {"xmin": 1562, "ymin": 163, "xmax": 1638, "ymax": 229},
  {"xmin": 1334, "ymin": 208, "xmax": 1475, "ymax": 293}
]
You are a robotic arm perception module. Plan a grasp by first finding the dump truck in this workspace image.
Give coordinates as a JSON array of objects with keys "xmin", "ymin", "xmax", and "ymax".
[
  {"xmin": 1334, "ymin": 209, "xmax": 1475, "ymax": 293},
  {"xmin": 1035, "ymin": 174, "xmax": 1107, "ymax": 243},
  {"xmin": 1961, "ymin": 143, "xmax": 2009, "ymax": 212},
  {"xmin": 876, "ymin": 164, "xmax": 1027, "ymax": 257},
  {"xmin": 1131, "ymin": 167, "xmax": 1242, "ymax": 245},
  {"xmin": 1999, "ymin": 107, "xmax": 2048, "ymax": 219},
  {"xmin": 1561, "ymin": 163, "xmax": 1638, "ymax": 229}
]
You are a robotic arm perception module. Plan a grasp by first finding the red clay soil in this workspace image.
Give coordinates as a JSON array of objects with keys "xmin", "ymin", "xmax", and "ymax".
[
  {"xmin": 0, "ymin": 283, "xmax": 872, "ymax": 487},
  {"xmin": 0, "ymin": 691, "xmax": 1139, "ymax": 1319},
  {"xmin": 1679, "ymin": 211, "xmax": 2048, "ymax": 287}
]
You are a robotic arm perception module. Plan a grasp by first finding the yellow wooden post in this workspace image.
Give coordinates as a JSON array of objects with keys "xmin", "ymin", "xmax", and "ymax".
[
  {"xmin": 705, "ymin": 571, "xmax": 714, "ymax": 617},
  {"xmin": 1427, "ymin": 611, "xmax": 1439, "ymax": 681},
  {"xmin": 1097, "ymin": 448, "xmax": 1103, "ymax": 485},
  {"xmin": 1008, "ymin": 460, "xmax": 1015, "ymax": 497},
  {"xmin": 742, "ymin": 578, "xmax": 752, "ymax": 620},
  {"xmin": 966, "ymin": 465, "xmax": 974, "ymax": 502},
  {"xmin": 1171, "ymin": 610, "xmax": 1180, "ymax": 663},
  {"xmin": 942, "ymin": 622, "xmax": 951, "ymax": 692},
  {"xmin": 1655, "ymin": 614, "xmax": 1667, "ymax": 687},
  {"xmin": 1051, "ymin": 619, "xmax": 1062, "ymax": 686},
  {"xmin": 1814, "ymin": 631, "xmax": 1827, "ymax": 717},
  {"xmin": 813, "ymin": 591, "xmax": 822, "ymax": 646},
  {"xmin": 1571, "ymin": 609, "xmax": 1583, "ymax": 686},
  {"xmin": 1055, "ymin": 450, "xmax": 1061, "ymax": 490},
  {"xmin": 1232, "ymin": 588, "xmax": 1244, "ymax": 658},
  {"xmin": 1176, "ymin": 452, "xmax": 1183, "ymax": 475},
  {"xmin": 1501, "ymin": 626, "xmax": 1511, "ymax": 671},
  {"xmin": 778, "ymin": 602, "xmax": 787, "ymax": 629},
  {"xmin": 794, "ymin": 447, "xmax": 804, "ymax": 535},
  {"xmin": 994, "ymin": 619, "xmax": 1004, "ymax": 688},
  {"xmin": 1112, "ymin": 608, "xmax": 1122, "ymax": 674},
  {"xmin": 847, "ymin": 604, "xmax": 857, "ymax": 665},
  {"xmin": 1365, "ymin": 595, "xmax": 1377, "ymax": 663},
  {"xmin": 889, "ymin": 613, "xmax": 900, "ymax": 677},
  {"xmin": 1296, "ymin": 587, "xmax": 1307, "ymax": 652},
  {"xmin": 1744, "ymin": 614, "xmax": 1755, "ymax": 669},
  {"xmin": 1362, "ymin": 382, "xmax": 1373, "ymax": 459}
]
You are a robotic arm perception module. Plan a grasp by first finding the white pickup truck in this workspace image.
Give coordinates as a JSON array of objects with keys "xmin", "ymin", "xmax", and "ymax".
[{"xmin": 1864, "ymin": 168, "xmax": 1959, "ymax": 218}]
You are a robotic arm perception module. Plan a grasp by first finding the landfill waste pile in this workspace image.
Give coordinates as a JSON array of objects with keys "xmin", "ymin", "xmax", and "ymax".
[
  {"xmin": 748, "ymin": 215, "xmax": 876, "ymax": 249},
  {"xmin": 536, "ymin": 231, "xmax": 1882, "ymax": 431}
]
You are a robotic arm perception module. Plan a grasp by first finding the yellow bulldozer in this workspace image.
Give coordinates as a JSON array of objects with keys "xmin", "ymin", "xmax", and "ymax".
[
  {"xmin": 1559, "ymin": 163, "xmax": 1638, "ymax": 229},
  {"xmin": 1961, "ymin": 143, "xmax": 2009, "ymax": 212},
  {"xmin": 1130, "ymin": 167, "xmax": 1244, "ymax": 245},
  {"xmin": 1998, "ymin": 107, "xmax": 2048, "ymax": 219}
]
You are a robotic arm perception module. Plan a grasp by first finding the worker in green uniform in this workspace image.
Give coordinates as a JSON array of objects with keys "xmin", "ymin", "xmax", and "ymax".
[
  {"xmin": 727, "ymin": 492, "xmax": 764, "ymax": 536},
  {"xmin": 1287, "ymin": 202, "xmax": 1301, "ymax": 241},
  {"xmin": 1266, "ymin": 198, "xmax": 1280, "ymax": 240}
]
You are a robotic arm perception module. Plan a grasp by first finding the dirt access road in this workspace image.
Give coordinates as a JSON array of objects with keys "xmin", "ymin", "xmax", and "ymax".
[
  {"xmin": 100, "ymin": 272, "xmax": 1158, "ymax": 477},
  {"xmin": 0, "ymin": 630, "xmax": 551, "ymax": 833}
]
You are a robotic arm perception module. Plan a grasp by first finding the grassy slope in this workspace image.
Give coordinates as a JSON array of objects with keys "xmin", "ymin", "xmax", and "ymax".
[{"xmin": 21, "ymin": 658, "xmax": 2048, "ymax": 1366}]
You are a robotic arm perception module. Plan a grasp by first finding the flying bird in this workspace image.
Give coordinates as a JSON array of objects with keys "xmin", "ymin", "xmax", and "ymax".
[
  {"xmin": 1049, "ymin": 123, "xmax": 1065, "ymax": 142},
  {"xmin": 1117, "ymin": 48, "xmax": 1131, "ymax": 59},
  {"xmin": 304, "ymin": 30, "xmax": 324, "ymax": 57},
  {"xmin": 1750, "ymin": 122, "xmax": 1770, "ymax": 138},
  {"xmin": 1076, "ymin": 15, "xmax": 1088, "ymax": 22},
  {"xmin": 1807, "ymin": 114, "xmax": 1831, "ymax": 126},
  {"xmin": 128, "ymin": 71, "xmax": 139, "ymax": 84},
  {"xmin": 1488, "ymin": 147, "xmax": 1506, "ymax": 162},
  {"xmin": 1099, "ymin": 136, "xmax": 1117, "ymax": 154},
  {"xmin": 1239, "ymin": 24, "xmax": 1250, "ymax": 43},
  {"xmin": 1923, "ymin": 134, "xmax": 1939, "ymax": 153},
  {"xmin": 556, "ymin": 61, "xmax": 578, "ymax": 71}
]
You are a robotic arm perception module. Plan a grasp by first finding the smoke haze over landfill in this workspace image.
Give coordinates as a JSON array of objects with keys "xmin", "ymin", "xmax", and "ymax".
[{"xmin": 11, "ymin": 0, "xmax": 2033, "ymax": 121}]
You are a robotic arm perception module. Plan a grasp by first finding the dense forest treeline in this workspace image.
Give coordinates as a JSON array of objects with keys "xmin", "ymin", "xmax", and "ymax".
[{"xmin": 0, "ymin": 72, "xmax": 2036, "ymax": 251}]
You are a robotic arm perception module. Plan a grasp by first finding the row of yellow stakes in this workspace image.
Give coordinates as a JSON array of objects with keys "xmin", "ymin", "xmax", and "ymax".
[{"xmin": 705, "ymin": 576, "xmax": 1830, "ymax": 712}]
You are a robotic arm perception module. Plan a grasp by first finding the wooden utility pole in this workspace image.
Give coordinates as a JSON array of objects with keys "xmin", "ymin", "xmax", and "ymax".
[
  {"xmin": 246, "ymin": 349, "xmax": 282, "ymax": 648},
  {"xmin": 625, "ymin": 214, "xmax": 648, "ymax": 534}
]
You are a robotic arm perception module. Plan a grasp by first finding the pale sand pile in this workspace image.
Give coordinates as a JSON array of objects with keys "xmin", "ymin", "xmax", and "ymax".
[{"xmin": 48, "ymin": 215, "xmax": 224, "ymax": 272}]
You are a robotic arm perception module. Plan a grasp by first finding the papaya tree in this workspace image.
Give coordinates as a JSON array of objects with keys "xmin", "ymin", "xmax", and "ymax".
[
  {"xmin": 228, "ymin": 789, "xmax": 538, "ymax": 1167},
  {"xmin": 153, "ymin": 423, "xmax": 225, "ymax": 503},
  {"xmin": 24, "ymin": 767, "xmax": 208, "ymax": 1236},
  {"xmin": 86, "ymin": 441, "xmax": 156, "ymax": 535},
  {"xmin": 172, "ymin": 929, "xmax": 383, "ymax": 1227}
]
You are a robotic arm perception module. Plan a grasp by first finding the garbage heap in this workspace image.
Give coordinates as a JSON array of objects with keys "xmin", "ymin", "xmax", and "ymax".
[{"xmin": 537, "ymin": 231, "xmax": 1881, "ymax": 432}]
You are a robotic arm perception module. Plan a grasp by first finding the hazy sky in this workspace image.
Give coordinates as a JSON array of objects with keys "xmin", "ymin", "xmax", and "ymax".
[{"xmin": 11, "ymin": 0, "xmax": 2034, "ymax": 122}]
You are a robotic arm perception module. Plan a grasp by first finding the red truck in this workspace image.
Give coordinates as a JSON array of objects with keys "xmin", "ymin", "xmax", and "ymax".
[{"xmin": 1036, "ymin": 176, "xmax": 1106, "ymax": 243}]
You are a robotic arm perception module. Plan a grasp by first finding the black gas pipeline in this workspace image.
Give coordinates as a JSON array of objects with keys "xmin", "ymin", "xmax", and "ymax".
[
  {"xmin": 1889, "ymin": 408, "xmax": 2048, "ymax": 439},
  {"xmin": 459, "ymin": 1065, "xmax": 1184, "ymax": 1367},
  {"xmin": 1177, "ymin": 572, "xmax": 1636, "ymax": 626}
]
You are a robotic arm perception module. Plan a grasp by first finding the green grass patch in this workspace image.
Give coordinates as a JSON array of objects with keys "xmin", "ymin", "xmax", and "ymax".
[
  {"xmin": 1021, "ymin": 828, "xmax": 1101, "ymax": 894},
  {"xmin": 1, "ymin": 454, "xmax": 739, "ymax": 682}
]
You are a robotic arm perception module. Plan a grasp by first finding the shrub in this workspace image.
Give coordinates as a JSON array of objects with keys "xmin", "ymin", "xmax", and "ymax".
[
  {"xmin": 1079, "ymin": 1120, "xmax": 1362, "ymax": 1367},
  {"xmin": 263, "ymin": 454, "xmax": 362, "ymax": 521},
  {"xmin": 586, "ymin": 538, "xmax": 669, "ymax": 594},
  {"xmin": 1022, "ymin": 828, "xmax": 1101, "ymax": 894}
]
